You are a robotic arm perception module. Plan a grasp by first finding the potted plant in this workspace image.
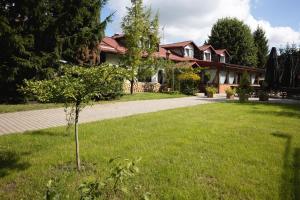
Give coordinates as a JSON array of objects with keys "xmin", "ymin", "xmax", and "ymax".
[
  {"xmin": 258, "ymin": 82, "xmax": 269, "ymax": 101},
  {"xmin": 258, "ymin": 90, "xmax": 269, "ymax": 101},
  {"xmin": 206, "ymin": 86, "xmax": 217, "ymax": 98},
  {"xmin": 236, "ymin": 72, "xmax": 253, "ymax": 102},
  {"xmin": 225, "ymin": 87, "xmax": 236, "ymax": 100}
]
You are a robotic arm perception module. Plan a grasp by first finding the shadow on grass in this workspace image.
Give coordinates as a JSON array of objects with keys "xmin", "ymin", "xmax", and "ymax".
[
  {"xmin": 294, "ymin": 148, "xmax": 300, "ymax": 200},
  {"xmin": 272, "ymin": 132, "xmax": 300, "ymax": 200},
  {"xmin": 0, "ymin": 150, "xmax": 30, "ymax": 177},
  {"xmin": 227, "ymin": 101, "xmax": 300, "ymax": 119},
  {"xmin": 27, "ymin": 130, "xmax": 70, "ymax": 137}
]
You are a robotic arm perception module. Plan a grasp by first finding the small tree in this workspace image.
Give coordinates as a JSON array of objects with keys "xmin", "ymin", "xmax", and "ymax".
[
  {"xmin": 22, "ymin": 64, "xmax": 127, "ymax": 171},
  {"xmin": 121, "ymin": 0, "xmax": 160, "ymax": 94}
]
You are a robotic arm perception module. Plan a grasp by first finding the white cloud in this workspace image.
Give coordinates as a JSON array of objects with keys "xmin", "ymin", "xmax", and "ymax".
[{"xmin": 106, "ymin": 0, "xmax": 300, "ymax": 47}]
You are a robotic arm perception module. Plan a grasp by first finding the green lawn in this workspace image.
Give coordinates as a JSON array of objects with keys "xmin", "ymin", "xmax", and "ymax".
[
  {"xmin": 0, "ymin": 102, "xmax": 300, "ymax": 199},
  {"xmin": 0, "ymin": 92, "xmax": 186, "ymax": 113}
]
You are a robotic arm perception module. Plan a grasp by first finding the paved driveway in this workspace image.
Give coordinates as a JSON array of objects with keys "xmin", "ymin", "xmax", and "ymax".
[{"xmin": 0, "ymin": 97, "xmax": 225, "ymax": 135}]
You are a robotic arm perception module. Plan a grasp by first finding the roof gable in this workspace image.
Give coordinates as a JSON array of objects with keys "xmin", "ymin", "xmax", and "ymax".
[
  {"xmin": 100, "ymin": 37, "xmax": 126, "ymax": 54},
  {"xmin": 161, "ymin": 41, "xmax": 200, "ymax": 50},
  {"xmin": 198, "ymin": 44, "xmax": 216, "ymax": 53},
  {"xmin": 215, "ymin": 49, "xmax": 230, "ymax": 56}
]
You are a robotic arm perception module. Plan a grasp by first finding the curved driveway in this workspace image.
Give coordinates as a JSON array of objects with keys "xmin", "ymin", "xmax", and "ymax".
[{"xmin": 0, "ymin": 97, "xmax": 225, "ymax": 135}]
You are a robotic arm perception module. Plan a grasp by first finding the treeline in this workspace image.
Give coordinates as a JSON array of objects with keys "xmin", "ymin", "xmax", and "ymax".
[
  {"xmin": 265, "ymin": 44, "xmax": 300, "ymax": 90},
  {"xmin": 0, "ymin": 0, "xmax": 111, "ymax": 102},
  {"xmin": 277, "ymin": 45, "xmax": 300, "ymax": 88}
]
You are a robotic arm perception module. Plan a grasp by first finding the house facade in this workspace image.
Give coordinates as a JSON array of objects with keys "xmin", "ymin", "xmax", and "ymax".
[{"xmin": 100, "ymin": 34, "xmax": 265, "ymax": 93}]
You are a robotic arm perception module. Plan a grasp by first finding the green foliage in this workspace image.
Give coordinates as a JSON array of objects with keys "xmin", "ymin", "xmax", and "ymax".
[
  {"xmin": 22, "ymin": 64, "xmax": 126, "ymax": 105},
  {"xmin": 237, "ymin": 72, "xmax": 252, "ymax": 102},
  {"xmin": 253, "ymin": 26, "xmax": 269, "ymax": 68},
  {"xmin": 278, "ymin": 44, "xmax": 300, "ymax": 88},
  {"xmin": 164, "ymin": 62, "xmax": 202, "ymax": 95},
  {"xmin": 0, "ymin": 0, "xmax": 111, "ymax": 102},
  {"xmin": 45, "ymin": 178, "xmax": 68, "ymax": 200},
  {"xmin": 78, "ymin": 158, "xmax": 149, "ymax": 199},
  {"xmin": 225, "ymin": 87, "xmax": 236, "ymax": 96},
  {"xmin": 44, "ymin": 158, "xmax": 146, "ymax": 200},
  {"xmin": 56, "ymin": 0, "xmax": 113, "ymax": 65},
  {"xmin": 208, "ymin": 18, "xmax": 257, "ymax": 66},
  {"xmin": 177, "ymin": 65, "xmax": 201, "ymax": 95},
  {"xmin": 258, "ymin": 90, "xmax": 269, "ymax": 101},
  {"xmin": 265, "ymin": 47, "xmax": 280, "ymax": 91},
  {"xmin": 205, "ymin": 86, "xmax": 217, "ymax": 97},
  {"xmin": 121, "ymin": 0, "xmax": 160, "ymax": 94},
  {"xmin": 22, "ymin": 63, "xmax": 127, "ymax": 170}
]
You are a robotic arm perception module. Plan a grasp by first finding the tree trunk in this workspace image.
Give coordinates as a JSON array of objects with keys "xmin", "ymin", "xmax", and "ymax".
[
  {"xmin": 75, "ymin": 104, "xmax": 81, "ymax": 171},
  {"xmin": 130, "ymin": 79, "xmax": 134, "ymax": 95}
]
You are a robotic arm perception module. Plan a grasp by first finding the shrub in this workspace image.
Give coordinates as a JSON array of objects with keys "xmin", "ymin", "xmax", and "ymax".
[
  {"xmin": 206, "ymin": 86, "xmax": 217, "ymax": 98},
  {"xmin": 236, "ymin": 72, "xmax": 253, "ymax": 102},
  {"xmin": 44, "ymin": 158, "xmax": 149, "ymax": 200},
  {"xmin": 177, "ymin": 70, "xmax": 201, "ymax": 95},
  {"xmin": 164, "ymin": 62, "xmax": 202, "ymax": 95},
  {"xmin": 225, "ymin": 87, "xmax": 236, "ymax": 99},
  {"xmin": 258, "ymin": 90, "xmax": 269, "ymax": 101}
]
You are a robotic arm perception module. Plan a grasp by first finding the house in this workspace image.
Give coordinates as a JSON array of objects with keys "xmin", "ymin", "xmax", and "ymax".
[{"xmin": 99, "ymin": 34, "xmax": 265, "ymax": 93}]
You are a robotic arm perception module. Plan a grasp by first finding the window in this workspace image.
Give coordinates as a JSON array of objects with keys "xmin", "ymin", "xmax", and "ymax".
[
  {"xmin": 185, "ymin": 49, "xmax": 191, "ymax": 57},
  {"xmin": 184, "ymin": 46, "xmax": 194, "ymax": 58},
  {"xmin": 220, "ymin": 55, "xmax": 225, "ymax": 63},
  {"xmin": 204, "ymin": 52, "xmax": 211, "ymax": 61}
]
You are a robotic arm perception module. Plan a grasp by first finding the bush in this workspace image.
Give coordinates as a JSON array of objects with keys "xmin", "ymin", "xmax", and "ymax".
[
  {"xmin": 164, "ymin": 62, "xmax": 201, "ymax": 95},
  {"xmin": 178, "ymin": 71, "xmax": 201, "ymax": 95},
  {"xmin": 206, "ymin": 86, "xmax": 217, "ymax": 98},
  {"xmin": 225, "ymin": 87, "xmax": 236, "ymax": 99},
  {"xmin": 258, "ymin": 90, "xmax": 269, "ymax": 101},
  {"xmin": 236, "ymin": 72, "xmax": 253, "ymax": 102}
]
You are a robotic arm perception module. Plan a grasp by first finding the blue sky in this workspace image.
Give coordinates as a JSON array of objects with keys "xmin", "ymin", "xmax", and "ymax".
[
  {"xmin": 252, "ymin": 0, "xmax": 300, "ymax": 31},
  {"xmin": 102, "ymin": 0, "xmax": 300, "ymax": 47}
]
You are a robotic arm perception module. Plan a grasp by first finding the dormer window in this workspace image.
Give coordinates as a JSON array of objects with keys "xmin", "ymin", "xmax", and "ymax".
[
  {"xmin": 204, "ymin": 52, "xmax": 211, "ymax": 61},
  {"xmin": 220, "ymin": 55, "xmax": 226, "ymax": 63},
  {"xmin": 184, "ymin": 45, "xmax": 194, "ymax": 58}
]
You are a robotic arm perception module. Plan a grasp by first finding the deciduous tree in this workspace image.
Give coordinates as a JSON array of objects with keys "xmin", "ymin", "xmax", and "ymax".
[
  {"xmin": 22, "ymin": 64, "xmax": 127, "ymax": 171},
  {"xmin": 121, "ymin": 0, "xmax": 160, "ymax": 94},
  {"xmin": 208, "ymin": 18, "xmax": 257, "ymax": 67}
]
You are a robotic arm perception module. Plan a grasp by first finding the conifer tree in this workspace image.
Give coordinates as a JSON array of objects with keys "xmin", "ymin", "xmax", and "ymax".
[
  {"xmin": 0, "ymin": 0, "xmax": 112, "ymax": 102},
  {"xmin": 253, "ymin": 26, "xmax": 269, "ymax": 68}
]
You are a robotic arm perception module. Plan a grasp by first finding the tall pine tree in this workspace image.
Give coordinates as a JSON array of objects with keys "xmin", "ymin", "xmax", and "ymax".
[
  {"xmin": 0, "ymin": 0, "xmax": 111, "ymax": 102},
  {"xmin": 253, "ymin": 26, "xmax": 269, "ymax": 68}
]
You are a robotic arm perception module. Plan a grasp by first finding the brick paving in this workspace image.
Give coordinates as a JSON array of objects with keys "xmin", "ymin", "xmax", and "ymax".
[
  {"xmin": 0, "ymin": 97, "xmax": 224, "ymax": 135},
  {"xmin": 1, "ymin": 96, "xmax": 298, "ymax": 136}
]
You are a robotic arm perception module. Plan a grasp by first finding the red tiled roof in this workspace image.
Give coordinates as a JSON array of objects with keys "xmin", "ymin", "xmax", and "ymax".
[
  {"xmin": 100, "ymin": 37, "xmax": 126, "ymax": 54},
  {"xmin": 198, "ymin": 44, "xmax": 216, "ymax": 52},
  {"xmin": 155, "ymin": 47, "xmax": 199, "ymax": 62},
  {"xmin": 160, "ymin": 41, "xmax": 194, "ymax": 49},
  {"xmin": 215, "ymin": 49, "xmax": 230, "ymax": 56}
]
